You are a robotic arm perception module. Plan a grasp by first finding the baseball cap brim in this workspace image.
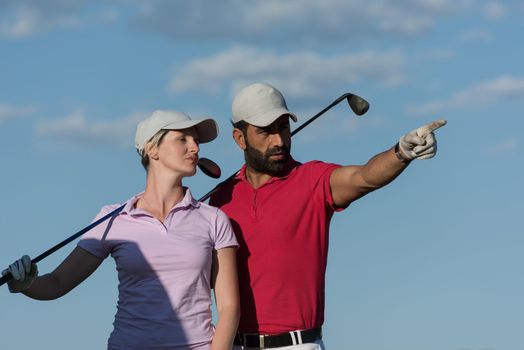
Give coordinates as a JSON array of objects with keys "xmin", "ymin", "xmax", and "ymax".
[
  {"xmin": 135, "ymin": 110, "xmax": 219, "ymax": 153},
  {"xmin": 162, "ymin": 117, "xmax": 218, "ymax": 144},
  {"xmin": 243, "ymin": 107, "xmax": 298, "ymax": 127}
]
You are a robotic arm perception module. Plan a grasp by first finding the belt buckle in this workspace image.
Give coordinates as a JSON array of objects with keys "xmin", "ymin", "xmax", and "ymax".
[
  {"xmin": 242, "ymin": 333, "xmax": 266, "ymax": 349},
  {"xmin": 242, "ymin": 333, "xmax": 265, "ymax": 348}
]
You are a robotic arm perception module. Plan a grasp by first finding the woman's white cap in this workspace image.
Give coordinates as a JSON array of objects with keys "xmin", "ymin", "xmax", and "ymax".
[
  {"xmin": 135, "ymin": 110, "xmax": 218, "ymax": 152},
  {"xmin": 232, "ymin": 83, "xmax": 298, "ymax": 127}
]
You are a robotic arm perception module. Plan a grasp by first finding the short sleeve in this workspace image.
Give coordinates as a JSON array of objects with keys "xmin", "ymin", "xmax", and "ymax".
[
  {"xmin": 213, "ymin": 208, "xmax": 238, "ymax": 250},
  {"xmin": 307, "ymin": 161, "xmax": 343, "ymax": 212},
  {"xmin": 77, "ymin": 204, "xmax": 121, "ymax": 259}
]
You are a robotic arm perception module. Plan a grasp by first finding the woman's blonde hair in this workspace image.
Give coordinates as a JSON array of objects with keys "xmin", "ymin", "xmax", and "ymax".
[{"xmin": 138, "ymin": 129, "xmax": 170, "ymax": 170}]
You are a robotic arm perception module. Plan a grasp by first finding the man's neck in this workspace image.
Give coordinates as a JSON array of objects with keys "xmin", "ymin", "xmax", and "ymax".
[
  {"xmin": 244, "ymin": 167, "xmax": 273, "ymax": 189},
  {"xmin": 244, "ymin": 159, "xmax": 295, "ymax": 189}
]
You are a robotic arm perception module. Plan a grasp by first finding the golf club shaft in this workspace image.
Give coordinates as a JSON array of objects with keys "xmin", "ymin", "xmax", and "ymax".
[
  {"xmin": 0, "ymin": 205, "xmax": 125, "ymax": 286},
  {"xmin": 291, "ymin": 93, "xmax": 352, "ymax": 137},
  {"xmin": 198, "ymin": 92, "xmax": 358, "ymax": 202}
]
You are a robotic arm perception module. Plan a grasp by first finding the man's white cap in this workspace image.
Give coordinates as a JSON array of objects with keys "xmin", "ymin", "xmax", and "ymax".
[
  {"xmin": 135, "ymin": 110, "xmax": 218, "ymax": 153},
  {"xmin": 232, "ymin": 83, "xmax": 298, "ymax": 127}
]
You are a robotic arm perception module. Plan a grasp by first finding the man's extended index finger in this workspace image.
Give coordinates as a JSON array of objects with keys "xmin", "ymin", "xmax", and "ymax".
[{"xmin": 418, "ymin": 119, "xmax": 447, "ymax": 135}]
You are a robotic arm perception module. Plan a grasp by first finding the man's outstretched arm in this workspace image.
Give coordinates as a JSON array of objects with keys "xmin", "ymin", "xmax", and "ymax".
[{"xmin": 330, "ymin": 119, "xmax": 447, "ymax": 208}]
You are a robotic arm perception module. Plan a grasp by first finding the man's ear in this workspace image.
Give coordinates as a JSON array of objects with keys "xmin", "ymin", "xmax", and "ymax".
[{"xmin": 233, "ymin": 128, "xmax": 247, "ymax": 150}]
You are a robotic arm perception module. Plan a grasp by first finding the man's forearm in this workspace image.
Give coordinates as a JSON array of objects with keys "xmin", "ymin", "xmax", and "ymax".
[{"xmin": 360, "ymin": 145, "xmax": 410, "ymax": 189}]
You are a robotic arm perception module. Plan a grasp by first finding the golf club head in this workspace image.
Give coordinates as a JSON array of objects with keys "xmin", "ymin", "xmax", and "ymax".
[
  {"xmin": 198, "ymin": 157, "xmax": 221, "ymax": 179},
  {"xmin": 346, "ymin": 94, "xmax": 370, "ymax": 116}
]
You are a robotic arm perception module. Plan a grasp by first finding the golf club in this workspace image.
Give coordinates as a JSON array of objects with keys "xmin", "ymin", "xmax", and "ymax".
[
  {"xmin": 198, "ymin": 91, "xmax": 370, "ymax": 202},
  {"xmin": 291, "ymin": 92, "xmax": 368, "ymax": 136},
  {"xmin": 0, "ymin": 157, "xmax": 222, "ymax": 286},
  {"xmin": 1, "ymin": 90, "xmax": 369, "ymax": 286},
  {"xmin": 197, "ymin": 157, "xmax": 221, "ymax": 179}
]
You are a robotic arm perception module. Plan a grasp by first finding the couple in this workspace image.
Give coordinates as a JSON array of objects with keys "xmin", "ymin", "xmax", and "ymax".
[{"xmin": 3, "ymin": 83, "xmax": 446, "ymax": 349}]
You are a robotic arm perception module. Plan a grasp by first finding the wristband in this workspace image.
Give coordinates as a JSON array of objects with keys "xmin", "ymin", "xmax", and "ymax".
[{"xmin": 394, "ymin": 143, "xmax": 411, "ymax": 163}]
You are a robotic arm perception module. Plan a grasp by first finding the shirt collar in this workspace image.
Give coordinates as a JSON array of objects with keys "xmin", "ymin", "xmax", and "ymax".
[
  {"xmin": 120, "ymin": 187, "xmax": 200, "ymax": 215},
  {"xmin": 236, "ymin": 158, "xmax": 301, "ymax": 187}
]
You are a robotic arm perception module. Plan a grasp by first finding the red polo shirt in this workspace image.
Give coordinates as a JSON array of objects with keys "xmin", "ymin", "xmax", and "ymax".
[{"xmin": 210, "ymin": 159, "xmax": 342, "ymax": 334}]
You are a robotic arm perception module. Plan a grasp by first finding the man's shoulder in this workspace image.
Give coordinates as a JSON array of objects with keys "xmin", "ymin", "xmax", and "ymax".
[
  {"xmin": 299, "ymin": 159, "xmax": 334, "ymax": 167},
  {"xmin": 291, "ymin": 159, "xmax": 341, "ymax": 175},
  {"xmin": 209, "ymin": 178, "xmax": 237, "ymax": 207}
]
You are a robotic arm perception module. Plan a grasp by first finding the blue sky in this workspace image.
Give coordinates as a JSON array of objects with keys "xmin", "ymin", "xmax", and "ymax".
[{"xmin": 1, "ymin": 1, "xmax": 523, "ymax": 349}]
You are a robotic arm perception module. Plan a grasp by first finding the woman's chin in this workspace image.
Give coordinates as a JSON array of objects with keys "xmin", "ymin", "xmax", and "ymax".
[{"xmin": 184, "ymin": 168, "xmax": 197, "ymax": 177}]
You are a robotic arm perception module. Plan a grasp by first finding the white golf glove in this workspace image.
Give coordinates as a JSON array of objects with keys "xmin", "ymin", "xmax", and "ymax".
[
  {"xmin": 398, "ymin": 119, "xmax": 447, "ymax": 161},
  {"xmin": 1, "ymin": 255, "xmax": 38, "ymax": 293}
]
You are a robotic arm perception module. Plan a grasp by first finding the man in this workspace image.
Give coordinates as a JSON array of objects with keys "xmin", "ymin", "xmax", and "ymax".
[{"xmin": 210, "ymin": 83, "xmax": 446, "ymax": 349}]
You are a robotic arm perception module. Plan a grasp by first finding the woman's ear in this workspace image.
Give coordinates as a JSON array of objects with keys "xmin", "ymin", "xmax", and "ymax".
[
  {"xmin": 146, "ymin": 145, "xmax": 160, "ymax": 161},
  {"xmin": 233, "ymin": 128, "xmax": 247, "ymax": 150}
]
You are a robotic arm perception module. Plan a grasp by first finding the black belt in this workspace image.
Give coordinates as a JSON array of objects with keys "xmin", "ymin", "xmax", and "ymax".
[{"xmin": 234, "ymin": 327, "xmax": 322, "ymax": 348}]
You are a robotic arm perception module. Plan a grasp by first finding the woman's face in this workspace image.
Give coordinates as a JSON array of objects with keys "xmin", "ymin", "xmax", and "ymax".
[{"xmin": 153, "ymin": 127, "xmax": 200, "ymax": 177}]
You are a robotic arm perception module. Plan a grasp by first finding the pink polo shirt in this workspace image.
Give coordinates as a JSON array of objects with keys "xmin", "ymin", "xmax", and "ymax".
[
  {"xmin": 210, "ymin": 160, "xmax": 342, "ymax": 334},
  {"xmin": 78, "ymin": 188, "xmax": 238, "ymax": 349}
]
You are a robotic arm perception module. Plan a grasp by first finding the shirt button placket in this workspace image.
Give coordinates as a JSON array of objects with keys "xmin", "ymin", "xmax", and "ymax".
[{"xmin": 251, "ymin": 191, "xmax": 257, "ymax": 221}]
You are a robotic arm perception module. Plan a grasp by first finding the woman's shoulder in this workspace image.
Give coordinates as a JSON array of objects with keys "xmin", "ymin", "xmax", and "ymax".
[
  {"xmin": 196, "ymin": 201, "xmax": 230, "ymax": 220},
  {"xmin": 196, "ymin": 200, "xmax": 219, "ymax": 213},
  {"xmin": 92, "ymin": 203, "xmax": 125, "ymax": 221}
]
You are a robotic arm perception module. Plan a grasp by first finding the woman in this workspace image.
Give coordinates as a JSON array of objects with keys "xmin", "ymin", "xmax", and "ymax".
[{"xmin": 3, "ymin": 110, "xmax": 240, "ymax": 350}]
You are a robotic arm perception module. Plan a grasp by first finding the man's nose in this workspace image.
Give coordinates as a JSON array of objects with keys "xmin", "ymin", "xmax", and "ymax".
[{"xmin": 269, "ymin": 132, "xmax": 284, "ymax": 147}]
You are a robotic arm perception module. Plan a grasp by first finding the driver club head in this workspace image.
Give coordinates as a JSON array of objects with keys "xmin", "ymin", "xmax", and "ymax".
[
  {"xmin": 346, "ymin": 94, "xmax": 370, "ymax": 116},
  {"xmin": 197, "ymin": 157, "xmax": 221, "ymax": 179}
]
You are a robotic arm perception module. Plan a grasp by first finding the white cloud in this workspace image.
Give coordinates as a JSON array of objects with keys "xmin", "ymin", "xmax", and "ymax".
[
  {"xmin": 0, "ymin": 1, "xmax": 111, "ymax": 38},
  {"xmin": 485, "ymin": 137, "xmax": 519, "ymax": 156},
  {"xmin": 483, "ymin": 2, "xmax": 507, "ymax": 21},
  {"xmin": 457, "ymin": 28, "xmax": 494, "ymax": 42},
  {"xmin": 35, "ymin": 110, "xmax": 144, "ymax": 148},
  {"xmin": 423, "ymin": 48, "xmax": 457, "ymax": 61},
  {"xmin": 408, "ymin": 76, "xmax": 524, "ymax": 116},
  {"xmin": 99, "ymin": 8, "xmax": 121, "ymax": 23},
  {"xmin": 133, "ymin": 0, "xmax": 472, "ymax": 43},
  {"xmin": 169, "ymin": 46, "xmax": 407, "ymax": 102},
  {"xmin": 0, "ymin": 103, "xmax": 36, "ymax": 123},
  {"xmin": 0, "ymin": 0, "xmax": 474, "ymax": 42},
  {"xmin": 0, "ymin": 6, "xmax": 40, "ymax": 38}
]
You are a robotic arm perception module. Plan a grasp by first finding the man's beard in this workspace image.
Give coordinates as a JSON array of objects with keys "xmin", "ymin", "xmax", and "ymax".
[{"xmin": 244, "ymin": 141, "xmax": 291, "ymax": 176}]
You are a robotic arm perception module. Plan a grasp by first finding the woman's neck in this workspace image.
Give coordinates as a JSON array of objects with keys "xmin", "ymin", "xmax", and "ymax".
[{"xmin": 137, "ymin": 169, "xmax": 185, "ymax": 221}]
